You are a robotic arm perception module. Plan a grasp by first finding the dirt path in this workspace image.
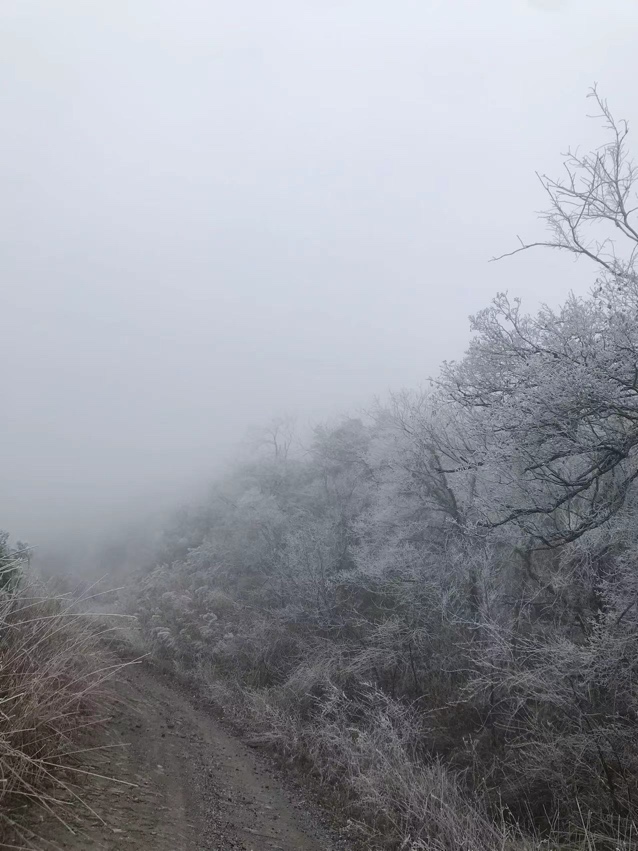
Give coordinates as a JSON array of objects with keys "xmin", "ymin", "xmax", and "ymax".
[{"xmin": 27, "ymin": 663, "xmax": 345, "ymax": 851}]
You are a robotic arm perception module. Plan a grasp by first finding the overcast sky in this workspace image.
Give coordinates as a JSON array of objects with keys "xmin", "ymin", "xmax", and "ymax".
[{"xmin": 2, "ymin": 0, "xmax": 637, "ymax": 546}]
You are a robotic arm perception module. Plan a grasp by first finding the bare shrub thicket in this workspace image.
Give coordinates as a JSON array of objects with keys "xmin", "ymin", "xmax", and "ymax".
[{"xmin": 133, "ymin": 92, "xmax": 638, "ymax": 849}]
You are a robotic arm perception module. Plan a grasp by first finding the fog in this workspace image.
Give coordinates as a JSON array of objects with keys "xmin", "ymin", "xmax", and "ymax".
[{"xmin": 1, "ymin": 0, "xmax": 637, "ymax": 549}]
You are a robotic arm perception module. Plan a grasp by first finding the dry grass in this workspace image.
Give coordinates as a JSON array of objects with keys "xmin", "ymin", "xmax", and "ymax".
[
  {"xmin": 0, "ymin": 571, "xmax": 128, "ymax": 846},
  {"xmin": 192, "ymin": 641, "xmax": 638, "ymax": 851}
]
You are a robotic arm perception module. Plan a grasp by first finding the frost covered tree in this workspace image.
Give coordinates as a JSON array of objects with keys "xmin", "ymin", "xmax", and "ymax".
[
  {"xmin": 494, "ymin": 86, "xmax": 638, "ymax": 288},
  {"xmin": 439, "ymin": 90, "xmax": 638, "ymax": 546},
  {"xmin": 131, "ymin": 89, "xmax": 638, "ymax": 844},
  {"xmin": 439, "ymin": 285, "xmax": 638, "ymax": 545}
]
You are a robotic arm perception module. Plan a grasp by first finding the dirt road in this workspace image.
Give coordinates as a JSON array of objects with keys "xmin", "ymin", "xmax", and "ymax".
[{"xmin": 26, "ymin": 664, "xmax": 345, "ymax": 851}]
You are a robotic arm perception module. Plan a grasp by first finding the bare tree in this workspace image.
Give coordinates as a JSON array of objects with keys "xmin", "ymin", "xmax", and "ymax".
[
  {"xmin": 247, "ymin": 414, "xmax": 297, "ymax": 461},
  {"xmin": 493, "ymin": 86, "xmax": 638, "ymax": 288}
]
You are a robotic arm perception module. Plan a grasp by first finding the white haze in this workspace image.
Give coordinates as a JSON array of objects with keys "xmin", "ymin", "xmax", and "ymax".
[{"xmin": 1, "ymin": 0, "xmax": 637, "ymax": 548}]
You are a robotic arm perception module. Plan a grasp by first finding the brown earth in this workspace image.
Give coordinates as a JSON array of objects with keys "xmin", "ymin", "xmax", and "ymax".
[{"xmin": 17, "ymin": 663, "xmax": 349, "ymax": 851}]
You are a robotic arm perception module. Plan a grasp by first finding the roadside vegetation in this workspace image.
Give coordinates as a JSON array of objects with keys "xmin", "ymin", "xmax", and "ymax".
[
  {"xmin": 131, "ymin": 90, "xmax": 638, "ymax": 850},
  {"xmin": 0, "ymin": 534, "xmax": 123, "ymax": 847}
]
